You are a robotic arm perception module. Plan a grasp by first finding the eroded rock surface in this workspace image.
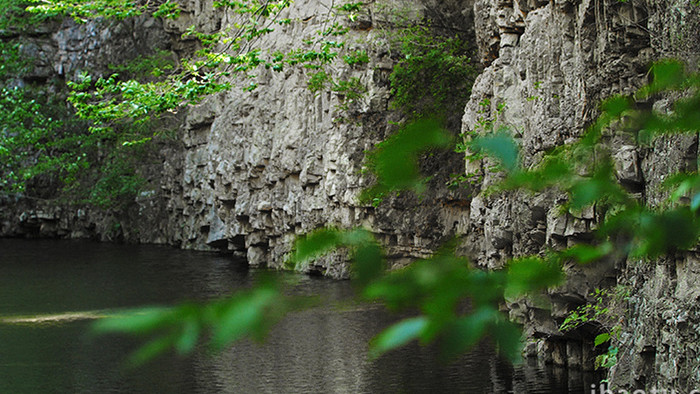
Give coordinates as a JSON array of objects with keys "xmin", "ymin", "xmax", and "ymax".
[
  {"xmin": 1, "ymin": 0, "xmax": 475, "ymax": 277},
  {"xmin": 463, "ymin": 0, "xmax": 700, "ymax": 390}
]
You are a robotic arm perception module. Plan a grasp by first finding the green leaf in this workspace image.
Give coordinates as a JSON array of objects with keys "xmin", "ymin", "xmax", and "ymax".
[
  {"xmin": 569, "ymin": 178, "xmax": 605, "ymax": 209},
  {"xmin": 504, "ymin": 257, "xmax": 564, "ymax": 299},
  {"xmin": 362, "ymin": 118, "xmax": 451, "ymax": 201},
  {"xmin": 638, "ymin": 59, "xmax": 685, "ymax": 97},
  {"xmin": 127, "ymin": 334, "xmax": 178, "ymax": 367},
  {"xmin": 93, "ymin": 307, "xmax": 174, "ymax": 334},
  {"xmin": 352, "ymin": 242, "xmax": 385, "ymax": 287},
  {"xmin": 369, "ymin": 316, "xmax": 428, "ymax": 359},
  {"xmin": 292, "ymin": 228, "xmax": 342, "ymax": 265},
  {"xmin": 209, "ymin": 286, "xmax": 278, "ymax": 349},
  {"xmin": 491, "ymin": 319, "xmax": 523, "ymax": 363},
  {"xmin": 594, "ymin": 332, "xmax": 611, "ymax": 347},
  {"xmin": 601, "ymin": 95, "xmax": 631, "ymax": 118},
  {"xmin": 633, "ymin": 208, "xmax": 700, "ymax": 258},
  {"xmin": 339, "ymin": 228, "xmax": 374, "ymax": 246},
  {"xmin": 561, "ymin": 243, "xmax": 613, "ymax": 264},
  {"xmin": 568, "ymin": 161, "xmax": 625, "ymax": 210},
  {"xmin": 500, "ymin": 155, "xmax": 571, "ymax": 192},
  {"xmin": 670, "ymin": 179, "xmax": 693, "ymax": 202},
  {"xmin": 471, "ymin": 129, "xmax": 520, "ymax": 173},
  {"xmin": 362, "ymin": 270, "xmax": 419, "ymax": 309},
  {"xmin": 439, "ymin": 307, "xmax": 497, "ymax": 359},
  {"xmin": 175, "ymin": 317, "xmax": 200, "ymax": 354}
]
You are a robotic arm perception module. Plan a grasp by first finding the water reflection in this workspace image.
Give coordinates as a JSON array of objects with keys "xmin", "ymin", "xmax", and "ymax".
[{"xmin": 0, "ymin": 239, "xmax": 601, "ymax": 393}]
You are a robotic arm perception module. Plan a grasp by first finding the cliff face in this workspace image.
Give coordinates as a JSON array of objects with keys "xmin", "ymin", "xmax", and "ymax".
[
  {"xmin": 463, "ymin": 0, "xmax": 700, "ymax": 390},
  {"xmin": 3, "ymin": 0, "xmax": 700, "ymax": 390},
  {"xmin": 148, "ymin": 0, "xmax": 476, "ymax": 275},
  {"xmin": 1, "ymin": 0, "xmax": 476, "ymax": 276},
  {"xmin": 465, "ymin": 0, "xmax": 654, "ymax": 268}
]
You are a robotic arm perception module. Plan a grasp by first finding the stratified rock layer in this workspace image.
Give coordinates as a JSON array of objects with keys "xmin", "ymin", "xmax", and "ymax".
[
  {"xmin": 463, "ymin": 0, "xmax": 700, "ymax": 390},
  {"xmin": 2, "ymin": 0, "xmax": 475, "ymax": 277}
]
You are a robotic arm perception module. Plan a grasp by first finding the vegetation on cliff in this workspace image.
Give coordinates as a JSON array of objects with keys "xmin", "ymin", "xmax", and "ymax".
[{"xmin": 0, "ymin": 0, "xmax": 476, "ymax": 207}]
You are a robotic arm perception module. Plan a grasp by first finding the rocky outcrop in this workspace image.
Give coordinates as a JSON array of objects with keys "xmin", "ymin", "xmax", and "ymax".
[
  {"xmin": 1, "ymin": 0, "xmax": 475, "ymax": 277},
  {"xmin": 462, "ymin": 0, "xmax": 700, "ymax": 390},
  {"xmin": 150, "ymin": 0, "xmax": 476, "ymax": 274}
]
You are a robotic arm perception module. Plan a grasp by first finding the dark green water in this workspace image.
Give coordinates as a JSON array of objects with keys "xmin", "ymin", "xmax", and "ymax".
[{"xmin": 0, "ymin": 239, "xmax": 599, "ymax": 393}]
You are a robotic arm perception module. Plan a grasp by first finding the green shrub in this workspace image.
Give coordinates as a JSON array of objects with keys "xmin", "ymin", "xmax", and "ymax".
[{"xmin": 386, "ymin": 23, "xmax": 476, "ymax": 120}]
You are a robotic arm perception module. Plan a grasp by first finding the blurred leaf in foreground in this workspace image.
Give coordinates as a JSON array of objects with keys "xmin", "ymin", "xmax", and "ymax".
[
  {"xmin": 361, "ymin": 118, "xmax": 451, "ymax": 202},
  {"xmin": 470, "ymin": 129, "xmax": 520, "ymax": 173},
  {"xmin": 292, "ymin": 227, "xmax": 385, "ymax": 287},
  {"xmin": 93, "ymin": 275, "xmax": 316, "ymax": 367}
]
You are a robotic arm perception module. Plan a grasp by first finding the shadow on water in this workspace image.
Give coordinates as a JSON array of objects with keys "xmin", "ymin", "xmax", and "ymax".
[{"xmin": 0, "ymin": 239, "xmax": 602, "ymax": 393}]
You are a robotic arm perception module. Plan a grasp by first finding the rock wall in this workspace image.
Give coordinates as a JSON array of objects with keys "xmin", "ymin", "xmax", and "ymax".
[
  {"xmin": 1, "ymin": 0, "xmax": 476, "ymax": 277},
  {"xmin": 462, "ymin": 0, "xmax": 700, "ymax": 391},
  {"xmin": 152, "ymin": 0, "xmax": 476, "ymax": 276}
]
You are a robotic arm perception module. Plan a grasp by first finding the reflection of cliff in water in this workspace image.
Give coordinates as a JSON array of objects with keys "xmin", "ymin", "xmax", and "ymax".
[{"xmin": 197, "ymin": 283, "xmax": 603, "ymax": 393}]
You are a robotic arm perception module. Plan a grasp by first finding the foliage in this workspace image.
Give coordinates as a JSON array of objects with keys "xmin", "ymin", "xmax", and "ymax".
[
  {"xmin": 0, "ymin": 38, "xmax": 161, "ymax": 206},
  {"xmin": 380, "ymin": 15, "xmax": 476, "ymax": 119},
  {"xmin": 292, "ymin": 227, "xmax": 385, "ymax": 288},
  {"xmin": 0, "ymin": 0, "xmax": 53, "ymax": 34},
  {"xmin": 87, "ymin": 150, "xmax": 146, "ymax": 209},
  {"xmin": 560, "ymin": 287, "xmax": 630, "ymax": 369},
  {"xmin": 25, "ymin": 0, "xmax": 182, "ymax": 21},
  {"xmin": 0, "ymin": 41, "xmax": 30, "ymax": 78},
  {"xmin": 67, "ymin": 70, "xmax": 229, "ymax": 137},
  {"xmin": 454, "ymin": 99, "xmax": 507, "ymax": 188},
  {"xmin": 280, "ymin": 4, "xmax": 378, "ymax": 112},
  {"xmin": 108, "ymin": 49, "xmax": 177, "ymax": 79},
  {"xmin": 0, "ymin": 2, "xmax": 60, "ymax": 195},
  {"xmin": 343, "ymin": 49, "xmax": 370, "ymax": 66},
  {"xmin": 303, "ymin": 3, "xmax": 477, "ymax": 119},
  {"xmin": 94, "ymin": 275, "xmax": 315, "ymax": 366},
  {"xmin": 0, "ymin": 83, "xmax": 82, "ymax": 195},
  {"xmin": 0, "ymin": 77, "xmax": 150, "ymax": 206}
]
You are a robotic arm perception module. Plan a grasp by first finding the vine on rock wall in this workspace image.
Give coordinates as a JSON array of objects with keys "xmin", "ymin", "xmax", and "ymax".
[
  {"xmin": 384, "ymin": 20, "xmax": 476, "ymax": 121},
  {"xmin": 0, "ymin": 0, "xmax": 170, "ymax": 206}
]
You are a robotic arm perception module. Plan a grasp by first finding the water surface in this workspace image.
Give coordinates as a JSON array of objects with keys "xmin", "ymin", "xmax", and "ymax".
[{"xmin": 0, "ymin": 239, "xmax": 599, "ymax": 393}]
